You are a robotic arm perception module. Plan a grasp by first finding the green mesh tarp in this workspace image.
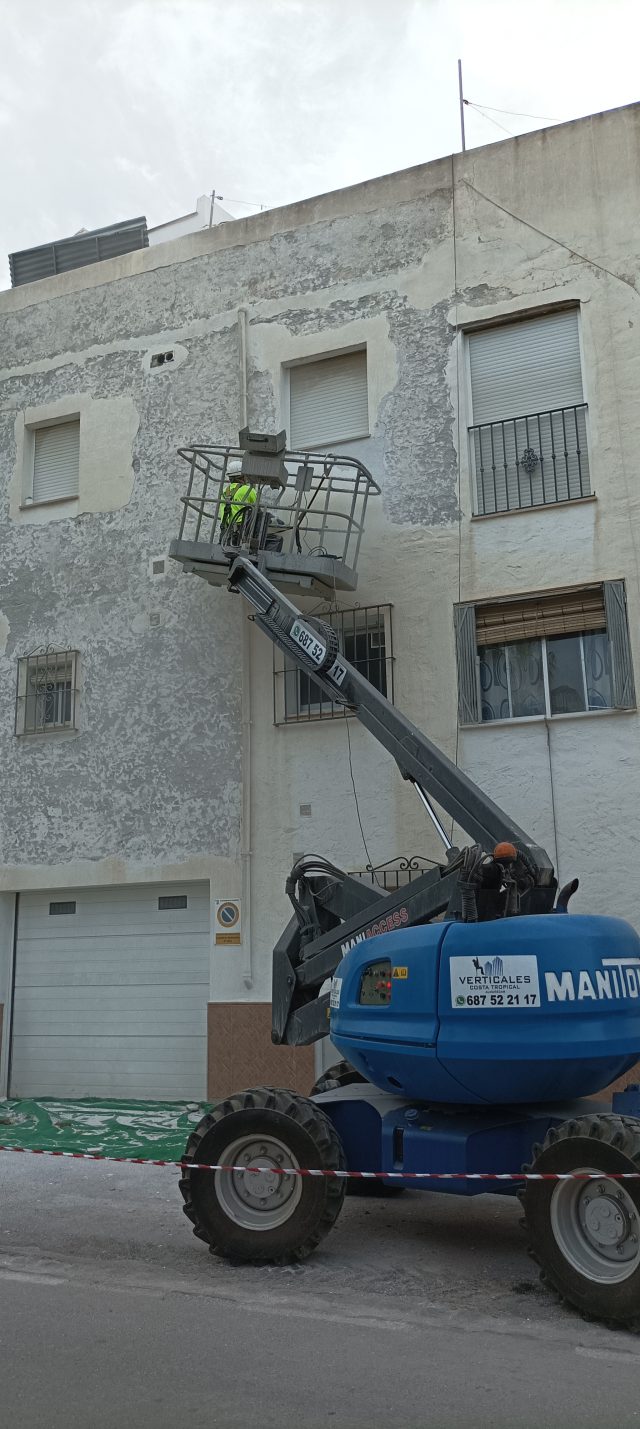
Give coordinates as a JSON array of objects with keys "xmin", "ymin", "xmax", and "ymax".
[{"xmin": 0, "ymin": 1098, "xmax": 211, "ymax": 1160}]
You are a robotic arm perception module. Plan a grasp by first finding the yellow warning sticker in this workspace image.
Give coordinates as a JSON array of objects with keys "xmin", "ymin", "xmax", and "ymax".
[{"xmin": 392, "ymin": 966, "xmax": 409, "ymax": 979}]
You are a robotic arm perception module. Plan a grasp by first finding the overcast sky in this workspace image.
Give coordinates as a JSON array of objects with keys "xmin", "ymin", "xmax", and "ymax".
[{"xmin": 1, "ymin": 0, "xmax": 639, "ymax": 289}]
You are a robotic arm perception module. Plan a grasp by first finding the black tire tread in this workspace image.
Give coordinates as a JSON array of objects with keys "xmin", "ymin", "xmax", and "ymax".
[
  {"xmin": 522, "ymin": 1113, "xmax": 640, "ymax": 1330},
  {"xmin": 179, "ymin": 1086, "xmax": 346, "ymax": 1264}
]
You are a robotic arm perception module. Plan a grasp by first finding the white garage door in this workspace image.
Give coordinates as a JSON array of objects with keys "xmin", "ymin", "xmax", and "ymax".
[{"xmin": 10, "ymin": 883, "xmax": 210, "ymax": 1100}]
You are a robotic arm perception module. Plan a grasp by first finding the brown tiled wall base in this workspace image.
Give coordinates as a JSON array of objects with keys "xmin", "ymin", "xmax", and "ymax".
[
  {"xmin": 207, "ymin": 1004, "xmax": 315, "ymax": 1102},
  {"xmin": 599, "ymin": 1061, "xmax": 640, "ymax": 1099}
]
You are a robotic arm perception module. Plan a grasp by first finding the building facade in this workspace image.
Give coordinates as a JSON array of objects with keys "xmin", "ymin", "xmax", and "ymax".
[{"xmin": 1, "ymin": 102, "xmax": 640, "ymax": 1101}]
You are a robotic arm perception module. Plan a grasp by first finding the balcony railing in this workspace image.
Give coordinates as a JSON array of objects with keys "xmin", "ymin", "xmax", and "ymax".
[
  {"xmin": 171, "ymin": 444, "xmax": 379, "ymax": 592},
  {"xmin": 348, "ymin": 856, "xmax": 437, "ymax": 891},
  {"xmin": 469, "ymin": 403, "xmax": 590, "ymax": 515}
]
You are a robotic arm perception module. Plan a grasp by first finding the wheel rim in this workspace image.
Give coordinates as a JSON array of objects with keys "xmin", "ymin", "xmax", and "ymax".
[
  {"xmin": 551, "ymin": 1170, "xmax": 640, "ymax": 1284},
  {"xmin": 214, "ymin": 1134, "xmax": 303, "ymax": 1232}
]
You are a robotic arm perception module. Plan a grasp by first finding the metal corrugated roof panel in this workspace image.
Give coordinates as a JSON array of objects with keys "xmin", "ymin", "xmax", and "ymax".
[{"xmin": 9, "ymin": 217, "xmax": 148, "ymax": 287}]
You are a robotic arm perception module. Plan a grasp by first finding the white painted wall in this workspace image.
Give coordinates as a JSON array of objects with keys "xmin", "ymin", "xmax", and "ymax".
[{"xmin": 148, "ymin": 195, "xmax": 233, "ymax": 244}]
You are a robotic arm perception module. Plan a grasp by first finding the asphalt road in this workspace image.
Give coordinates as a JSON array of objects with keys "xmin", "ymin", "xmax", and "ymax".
[{"xmin": 2, "ymin": 1155, "xmax": 640, "ymax": 1428}]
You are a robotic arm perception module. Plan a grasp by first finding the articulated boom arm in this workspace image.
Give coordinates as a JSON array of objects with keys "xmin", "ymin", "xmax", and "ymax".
[
  {"xmin": 227, "ymin": 556, "xmax": 556, "ymax": 1046},
  {"xmin": 230, "ymin": 556, "xmax": 552, "ymax": 872}
]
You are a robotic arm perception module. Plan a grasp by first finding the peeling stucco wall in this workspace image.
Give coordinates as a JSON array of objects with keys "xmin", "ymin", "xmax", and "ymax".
[
  {"xmin": 0, "ymin": 311, "xmax": 245, "ymax": 877},
  {"xmin": 1, "ymin": 102, "xmax": 640, "ymax": 1020}
]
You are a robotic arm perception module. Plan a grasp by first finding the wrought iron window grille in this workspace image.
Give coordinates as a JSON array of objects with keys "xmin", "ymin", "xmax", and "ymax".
[
  {"xmin": 273, "ymin": 605, "xmax": 393, "ymax": 724},
  {"xmin": 16, "ymin": 648, "xmax": 79, "ymax": 736}
]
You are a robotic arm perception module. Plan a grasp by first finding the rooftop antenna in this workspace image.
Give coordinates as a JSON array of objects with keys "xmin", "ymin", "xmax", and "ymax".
[
  {"xmin": 208, "ymin": 189, "xmax": 224, "ymax": 227},
  {"xmin": 458, "ymin": 60, "xmax": 466, "ymax": 152}
]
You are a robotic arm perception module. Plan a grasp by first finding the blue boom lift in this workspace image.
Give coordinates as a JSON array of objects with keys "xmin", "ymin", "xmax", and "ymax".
[{"xmin": 176, "ymin": 439, "xmax": 640, "ymax": 1329}]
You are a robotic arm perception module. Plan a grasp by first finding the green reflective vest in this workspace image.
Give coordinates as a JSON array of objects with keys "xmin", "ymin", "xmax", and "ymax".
[{"xmin": 220, "ymin": 481, "xmax": 258, "ymax": 527}]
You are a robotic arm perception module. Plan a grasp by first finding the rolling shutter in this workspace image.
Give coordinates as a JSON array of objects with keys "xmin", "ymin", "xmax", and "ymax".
[
  {"xmin": 468, "ymin": 310, "xmax": 583, "ymax": 424},
  {"xmin": 33, "ymin": 421, "xmax": 80, "ymax": 502},
  {"xmin": 454, "ymin": 604, "xmax": 480, "ymax": 724},
  {"xmin": 289, "ymin": 351, "xmax": 368, "ymax": 448},
  {"xmin": 476, "ymin": 587, "xmax": 606, "ymax": 647},
  {"xmin": 604, "ymin": 580, "xmax": 636, "ymax": 709}
]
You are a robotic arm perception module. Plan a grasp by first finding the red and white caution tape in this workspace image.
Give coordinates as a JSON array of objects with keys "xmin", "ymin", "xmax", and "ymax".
[{"xmin": 1, "ymin": 1144, "xmax": 640, "ymax": 1180}]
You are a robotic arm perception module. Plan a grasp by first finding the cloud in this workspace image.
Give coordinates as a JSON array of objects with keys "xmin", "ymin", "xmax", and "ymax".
[
  {"xmin": 113, "ymin": 156, "xmax": 159, "ymax": 185},
  {"xmin": 0, "ymin": 0, "xmax": 639, "ymax": 289}
]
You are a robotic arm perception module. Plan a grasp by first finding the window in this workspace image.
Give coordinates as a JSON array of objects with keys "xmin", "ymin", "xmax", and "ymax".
[
  {"xmin": 274, "ymin": 605, "xmax": 392, "ymax": 723},
  {"xmin": 49, "ymin": 901, "xmax": 76, "ymax": 916},
  {"xmin": 455, "ymin": 583, "xmax": 635, "ymax": 724},
  {"xmin": 289, "ymin": 350, "xmax": 368, "ymax": 448},
  {"xmin": 16, "ymin": 650, "xmax": 78, "ymax": 735},
  {"xmin": 467, "ymin": 309, "xmax": 589, "ymax": 514},
  {"xmin": 32, "ymin": 420, "xmax": 80, "ymax": 503},
  {"xmin": 158, "ymin": 895, "xmax": 188, "ymax": 910}
]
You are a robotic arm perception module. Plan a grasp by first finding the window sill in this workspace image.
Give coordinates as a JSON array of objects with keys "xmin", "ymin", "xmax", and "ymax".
[
  {"xmin": 16, "ymin": 726, "xmax": 79, "ymax": 739},
  {"xmin": 293, "ymin": 433, "xmax": 370, "ymax": 452},
  {"xmin": 471, "ymin": 493, "xmax": 596, "ymax": 522},
  {"xmin": 20, "ymin": 494, "xmax": 79, "ymax": 511},
  {"xmin": 461, "ymin": 707, "xmax": 636, "ymax": 730}
]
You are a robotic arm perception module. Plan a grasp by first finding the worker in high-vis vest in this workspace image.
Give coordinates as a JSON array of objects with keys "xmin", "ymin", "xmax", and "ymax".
[{"xmin": 219, "ymin": 459, "xmax": 258, "ymax": 545}]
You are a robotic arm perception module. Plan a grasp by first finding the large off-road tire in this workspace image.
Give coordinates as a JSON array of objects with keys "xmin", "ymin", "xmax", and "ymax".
[
  {"xmin": 179, "ymin": 1087, "xmax": 346, "ymax": 1264},
  {"xmin": 310, "ymin": 1060, "xmax": 365, "ymax": 1096},
  {"xmin": 522, "ymin": 1114, "xmax": 640, "ymax": 1329},
  {"xmin": 311, "ymin": 1061, "xmax": 404, "ymax": 1199}
]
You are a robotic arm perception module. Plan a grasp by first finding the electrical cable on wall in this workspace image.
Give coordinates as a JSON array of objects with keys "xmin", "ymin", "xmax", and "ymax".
[
  {"xmin": 463, "ymin": 179, "xmax": 640, "ymax": 301},
  {"xmin": 345, "ymin": 715, "xmax": 382, "ymax": 887},
  {"xmin": 330, "ymin": 551, "xmax": 381, "ymax": 889}
]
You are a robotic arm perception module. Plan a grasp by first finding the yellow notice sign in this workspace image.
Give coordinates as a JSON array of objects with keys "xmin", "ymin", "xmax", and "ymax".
[
  {"xmin": 215, "ymin": 932, "xmax": 242, "ymax": 946},
  {"xmin": 392, "ymin": 966, "xmax": 409, "ymax": 979}
]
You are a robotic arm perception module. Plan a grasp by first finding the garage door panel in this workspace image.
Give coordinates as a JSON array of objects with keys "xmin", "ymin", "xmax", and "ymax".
[
  {"xmin": 17, "ymin": 912, "xmax": 210, "ymax": 937},
  {"xmin": 18, "ymin": 900, "xmax": 208, "ymax": 933},
  {"xmin": 19, "ymin": 884, "xmax": 208, "ymax": 907},
  {"xmin": 11, "ymin": 883, "xmax": 210, "ymax": 1100},
  {"xmin": 11, "ymin": 1037, "xmax": 206, "ymax": 1067},
  {"xmin": 13, "ymin": 1000, "xmax": 208, "ymax": 1038},
  {"xmin": 10, "ymin": 1040, "xmax": 206, "ymax": 1100},
  {"xmin": 15, "ymin": 937, "xmax": 209, "ymax": 954},
  {"xmin": 15, "ymin": 953, "xmax": 210, "ymax": 987}
]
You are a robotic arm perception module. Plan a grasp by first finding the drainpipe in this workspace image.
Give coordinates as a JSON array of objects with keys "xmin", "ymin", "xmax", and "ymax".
[
  {"xmin": 238, "ymin": 307, "xmax": 253, "ymax": 988},
  {"xmin": 241, "ymin": 615, "xmax": 253, "ymax": 989},
  {"xmin": 238, "ymin": 307, "xmax": 249, "ymax": 428},
  {"xmin": 1, "ymin": 893, "xmax": 19, "ymax": 1098}
]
